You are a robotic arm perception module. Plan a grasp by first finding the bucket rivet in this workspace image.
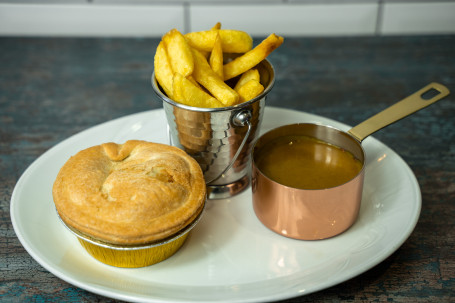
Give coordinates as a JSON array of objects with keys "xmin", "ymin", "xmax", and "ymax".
[{"xmin": 232, "ymin": 110, "xmax": 252, "ymax": 127}]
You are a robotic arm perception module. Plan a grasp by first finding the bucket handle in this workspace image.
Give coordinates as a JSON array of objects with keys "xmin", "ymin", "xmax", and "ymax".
[{"xmin": 205, "ymin": 109, "xmax": 253, "ymax": 185}]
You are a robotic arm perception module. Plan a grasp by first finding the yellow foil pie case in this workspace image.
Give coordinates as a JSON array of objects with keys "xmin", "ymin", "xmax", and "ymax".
[
  {"xmin": 52, "ymin": 140, "xmax": 207, "ymax": 268},
  {"xmin": 57, "ymin": 207, "xmax": 204, "ymax": 268}
]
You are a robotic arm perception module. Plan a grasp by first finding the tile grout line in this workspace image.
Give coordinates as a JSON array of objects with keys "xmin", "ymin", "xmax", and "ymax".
[
  {"xmin": 375, "ymin": 0, "xmax": 384, "ymax": 36},
  {"xmin": 184, "ymin": 2, "xmax": 190, "ymax": 33}
]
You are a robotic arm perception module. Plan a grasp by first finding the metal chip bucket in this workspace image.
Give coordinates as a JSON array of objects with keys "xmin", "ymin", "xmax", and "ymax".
[{"xmin": 152, "ymin": 59, "xmax": 275, "ymax": 199}]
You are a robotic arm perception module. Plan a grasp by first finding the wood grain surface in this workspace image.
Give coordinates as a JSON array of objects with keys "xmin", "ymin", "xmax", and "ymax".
[{"xmin": 1, "ymin": 35, "xmax": 454, "ymax": 302}]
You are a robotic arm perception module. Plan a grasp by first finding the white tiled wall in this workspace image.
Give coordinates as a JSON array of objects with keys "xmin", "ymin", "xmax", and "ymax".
[
  {"xmin": 381, "ymin": 2, "xmax": 455, "ymax": 35},
  {"xmin": 189, "ymin": 4, "xmax": 379, "ymax": 36},
  {"xmin": 0, "ymin": 0, "xmax": 454, "ymax": 37},
  {"xmin": 0, "ymin": 3, "xmax": 184, "ymax": 37}
]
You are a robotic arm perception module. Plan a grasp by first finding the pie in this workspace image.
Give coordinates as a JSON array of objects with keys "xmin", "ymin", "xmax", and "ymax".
[{"xmin": 52, "ymin": 140, "xmax": 206, "ymax": 246}]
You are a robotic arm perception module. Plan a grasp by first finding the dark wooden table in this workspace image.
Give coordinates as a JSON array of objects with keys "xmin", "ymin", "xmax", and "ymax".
[{"xmin": 1, "ymin": 35, "xmax": 454, "ymax": 302}]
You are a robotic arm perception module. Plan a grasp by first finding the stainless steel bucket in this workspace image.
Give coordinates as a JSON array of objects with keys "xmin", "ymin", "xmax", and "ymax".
[{"xmin": 152, "ymin": 59, "xmax": 275, "ymax": 199}]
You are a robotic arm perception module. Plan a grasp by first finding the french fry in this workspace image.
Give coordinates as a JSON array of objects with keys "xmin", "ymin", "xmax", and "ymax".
[
  {"xmin": 154, "ymin": 41, "xmax": 174, "ymax": 98},
  {"xmin": 191, "ymin": 48, "xmax": 239, "ymax": 106},
  {"xmin": 236, "ymin": 79, "xmax": 264, "ymax": 103},
  {"xmin": 162, "ymin": 29, "xmax": 194, "ymax": 77},
  {"xmin": 154, "ymin": 26, "xmax": 283, "ymax": 109},
  {"xmin": 210, "ymin": 32, "xmax": 224, "ymax": 79},
  {"xmin": 223, "ymin": 33, "xmax": 284, "ymax": 81},
  {"xmin": 173, "ymin": 73, "xmax": 224, "ymax": 108},
  {"xmin": 184, "ymin": 29, "xmax": 253, "ymax": 53},
  {"xmin": 172, "ymin": 73, "xmax": 184, "ymax": 101},
  {"xmin": 211, "ymin": 22, "xmax": 221, "ymax": 30},
  {"xmin": 198, "ymin": 50, "xmax": 210, "ymax": 59},
  {"xmin": 187, "ymin": 75, "xmax": 202, "ymax": 88},
  {"xmin": 234, "ymin": 68, "xmax": 260, "ymax": 91}
]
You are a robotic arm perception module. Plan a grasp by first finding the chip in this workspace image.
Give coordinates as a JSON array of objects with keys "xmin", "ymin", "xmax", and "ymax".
[
  {"xmin": 209, "ymin": 32, "xmax": 224, "ymax": 79},
  {"xmin": 223, "ymin": 33, "xmax": 284, "ymax": 81},
  {"xmin": 154, "ymin": 25, "xmax": 283, "ymax": 108},
  {"xmin": 154, "ymin": 41, "xmax": 174, "ymax": 98},
  {"xmin": 162, "ymin": 28, "xmax": 194, "ymax": 77},
  {"xmin": 191, "ymin": 48, "xmax": 239, "ymax": 106},
  {"xmin": 211, "ymin": 22, "xmax": 221, "ymax": 30},
  {"xmin": 234, "ymin": 68, "xmax": 260, "ymax": 91},
  {"xmin": 184, "ymin": 29, "xmax": 253, "ymax": 53},
  {"xmin": 236, "ymin": 79, "xmax": 265, "ymax": 103},
  {"xmin": 173, "ymin": 73, "xmax": 224, "ymax": 108}
]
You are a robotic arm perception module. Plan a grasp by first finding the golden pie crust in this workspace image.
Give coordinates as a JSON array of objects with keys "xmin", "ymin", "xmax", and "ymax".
[{"xmin": 52, "ymin": 140, "xmax": 206, "ymax": 246}]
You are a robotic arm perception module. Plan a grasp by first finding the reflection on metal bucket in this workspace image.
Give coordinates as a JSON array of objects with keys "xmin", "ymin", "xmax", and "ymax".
[{"xmin": 152, "ymin": 60, "xmax": 275, "ymax": 199}]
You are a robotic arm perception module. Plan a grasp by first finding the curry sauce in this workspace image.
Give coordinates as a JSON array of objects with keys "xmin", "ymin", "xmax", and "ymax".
[{"xmin": 255, "ymin": 135, "xmax": 363, "ymax": 189}]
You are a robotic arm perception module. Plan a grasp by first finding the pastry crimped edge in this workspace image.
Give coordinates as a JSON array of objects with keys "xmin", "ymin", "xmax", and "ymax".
[{"xmin": 52, "ymin": 140, "xmax": 206, "ymax": 246}]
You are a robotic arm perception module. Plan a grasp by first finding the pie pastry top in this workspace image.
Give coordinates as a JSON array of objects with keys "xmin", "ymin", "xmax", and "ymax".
[{"xmin": 52, "ymin": 140, "xmax": 206, "ymax": 246}]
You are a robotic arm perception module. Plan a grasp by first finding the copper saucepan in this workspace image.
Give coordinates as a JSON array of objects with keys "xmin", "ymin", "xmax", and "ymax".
[{"xmin": 252, "ymin": 82, "xmax": 450, "ymax": 240}]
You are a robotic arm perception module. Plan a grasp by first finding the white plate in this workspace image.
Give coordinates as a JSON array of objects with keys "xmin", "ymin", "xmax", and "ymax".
[{"xmin": 11, "ymin": 107, "xmax": 421, "ymax": 303}]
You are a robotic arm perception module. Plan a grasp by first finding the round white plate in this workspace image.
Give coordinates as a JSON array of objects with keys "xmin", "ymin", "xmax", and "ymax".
[{"xmin": 11, "ymin": 107, "xmax": 421, "ymax": 303}]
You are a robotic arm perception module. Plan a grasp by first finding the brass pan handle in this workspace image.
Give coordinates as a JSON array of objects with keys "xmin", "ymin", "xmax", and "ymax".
[{"xmin": 348, "ymin": 82, "xmax": 450, "ymax": 143}]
